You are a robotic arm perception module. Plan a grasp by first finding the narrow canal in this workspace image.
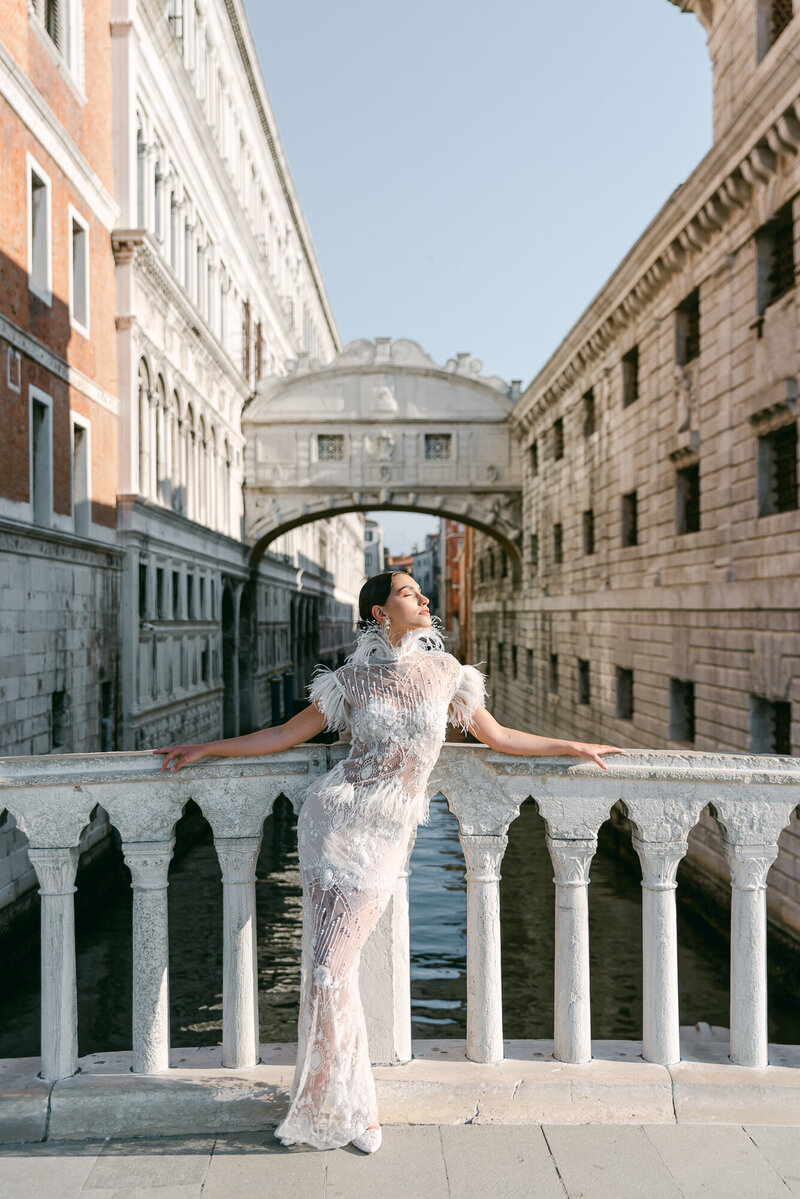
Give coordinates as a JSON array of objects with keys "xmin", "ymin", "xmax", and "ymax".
[{"xmin": 1, "ymin": 794, "xmax": 799, "ymax": 1058}]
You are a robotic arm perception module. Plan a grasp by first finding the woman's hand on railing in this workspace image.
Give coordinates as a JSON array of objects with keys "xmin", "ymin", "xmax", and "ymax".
[
  {"xmin": 153, "ymin": 743, "xmax": 213, "ymax": 772},
  {"xmin": 565, "ymin": 742, "xmax": 626, "ymax": 771}
]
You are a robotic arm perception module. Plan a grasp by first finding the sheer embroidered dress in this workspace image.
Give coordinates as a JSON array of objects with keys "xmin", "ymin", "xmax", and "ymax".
[{"xmin": 274, "ymin": 622, "xmax": 486, "ymax": 1150}]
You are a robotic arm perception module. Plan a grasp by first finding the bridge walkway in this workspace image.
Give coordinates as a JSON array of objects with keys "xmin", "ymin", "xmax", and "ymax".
[{"xmin": 2, "ymin": 1122, "xmax": 800, "ymax": 1198}]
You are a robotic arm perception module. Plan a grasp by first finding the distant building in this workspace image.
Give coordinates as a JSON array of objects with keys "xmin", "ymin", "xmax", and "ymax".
[
  {"xmin": 412, "ymin": 531, "xmax": 440, "ymax": 614},
  {"xmin": 440, "ymin": 521, "xmax": 469, "ymax": 658},
  {"xmin": 386, "ymin": 551, "xmax": 414, "ymax": 575},
  {"xmin": 364, "ymin": 518, "xmax": 385, "ymax": 577}
]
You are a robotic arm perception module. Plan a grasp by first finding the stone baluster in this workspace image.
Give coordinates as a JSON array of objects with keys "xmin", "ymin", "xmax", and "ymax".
[
  {"xmin": 215, "ymin": 834, "xmax": 263, "ymax": 1068},
  {"xmin": 362, "ymin": 837, "xmax": 414, "ymax": 1065},
  {"xmin": 459, "ymin": 832, "xmax": 508, "ymax": 1063},
  {"xmin": 631, "ymin": 836, "xmax": 686, "ymax": 1065},
  {"xmin": 546, "ymin": 834, "xmax": 596, "ymax": 1064},
  {"xmin": 122, "ymin": 838, "xmax": 175, "ymax": 1074},
  {"xmin": 27, "ymin": 847, "xmax": 80, "ymax": 1082},
  {"xmin": 712, "ymin": 797, "xmax": 796, "ymax": 1067}
]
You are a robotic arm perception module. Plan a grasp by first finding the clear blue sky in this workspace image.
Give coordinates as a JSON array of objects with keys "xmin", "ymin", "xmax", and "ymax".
[{"xmin": 242, "ymin": 0, "xmax": 712, "ymax": 553}]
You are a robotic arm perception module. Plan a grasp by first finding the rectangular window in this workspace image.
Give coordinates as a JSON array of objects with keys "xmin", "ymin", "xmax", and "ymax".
[
  {"xmin": 511, "ymin": 644, "xmax": 518, "ymax": 679},
  {"xmin": 621, "ymin": 490, "xmax": 638, "ymax": 547},
  {"xmin": 529, "ymin": 533, "xmax": 539, "ymax": 569},
  {"xmin": 30, "ymin": 390, "xmax": 52, "ymax": 526},
  {"xmin": 187, "ymin": 574, "xmax": 195, "ymax": 620},
  {"xmin": 156, "ymin": 567, "xmax": 165, "ymax": 620},
  {"xmin": 553, "ymin": 417, "xmax": 564, "ymax": 460},
  {"xmin": 676, "ymin": 463, "xmax": 701, "ymax": 533},
  {"xmin": 616, "ymin": 667, "xmax": 634, "ymax": 720},
  {"xmin": 670, "ymin": 678, "xmax": 696, "ymax": 742},
  {"xmin": 7, "ymin": 347, "xmax": 22, "ymax": 393},
  {"xmin": 757, "ymin": 202, "xmax": 795, "ymax": 314},
  {"xmin": 750, "ymin": 695, "xmax": 792, "ymax": 754},
  {"xmin": 201, "ymin": 644, "xmax": 210, "ymax": 684},
  {"xmin": 69, "ymin": 208, "xmax": 89, "ymax": 334},
  {"xmin": 71, "ymin": 418, "xmax": 90, "ymax": 536},
  {"xmin": 28, "ymin": 158, "xmax": 52, "ymax": 304},
  {"xmin": 553, "ymin": 522, "xmax": 563, "ymax": 564},
  {"xmin": 526, "ymin": 648, "xmax": 533, "ymax": 684},
  {"xmin": 317, "ymin": 433, "xmax": 345, "ymax": 461},
  {"xmin": 172, "ymin": 570, "xmax": 181, "ymax": 619},
  {"xmin": 51, "ymin": 689, "xmax": 68, "ymax": 751},
  {"xmin": 100, "ymin": 680, "xmax": 114, "ymax": 752},
  {"xmin": 549, "ymin": 652, "xmax": 559, "ymax": 694},
  {"xmin": 424, "ymin": 433, "xmax": 452, "ymax": 460},
  {"xmin": 582, "ymin": 388, "xmax": 596, "ymax": 437},
  {"xmin": 582, "ymin": 508, "xmax": 595, "ymax": 555},
  {"xmin": 758, "ymin": 424, "xmax": 798, "ymax": 515},
  {"xmin": 497, "ymin": 642, "xmax": 505, "ymax": 676},
  {"xmin": 622, "ymin": 344, "xmax": 639, "ymax": 407},
  {"xmin": 577, "ymin": 658, "xmax": 590, "ymax": 705},
  {"xmin": 139, "ymin": 562, "xmax": 149, "ymax": 620},
  {"xmin": 676, "ymin": 287, "xmax": 700, "ymax": 366},
  {"xmin": 529, "ymin": 439, "xmax": 539, "ymax": 476}
]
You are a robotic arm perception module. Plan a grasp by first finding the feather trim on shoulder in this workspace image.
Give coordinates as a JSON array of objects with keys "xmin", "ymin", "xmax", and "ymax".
[
  {"xmin": 347, "ymin": 616, "xmax": 448, "ymax": 665},
  {"xmin": 307, "ymin": 667, "xmax": 351, "ymax": 732},
  {"xmin": 448, "ymin": 663, "xmax": 488, "ymax": 733}
]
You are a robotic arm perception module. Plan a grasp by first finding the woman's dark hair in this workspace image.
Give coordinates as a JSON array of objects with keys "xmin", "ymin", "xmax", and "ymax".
[{"xmin": 357, "ymin": 570, "xmax": 408, "ymax": 628}]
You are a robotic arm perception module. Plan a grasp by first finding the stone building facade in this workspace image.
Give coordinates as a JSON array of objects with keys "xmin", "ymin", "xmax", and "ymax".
[
  {"xmin": 110, "ymin": 0, "xmax": 362, "ymax": 751},
  {"xmin": 473, "ymin": 0, "xmax": 800, "ymax": 939}
]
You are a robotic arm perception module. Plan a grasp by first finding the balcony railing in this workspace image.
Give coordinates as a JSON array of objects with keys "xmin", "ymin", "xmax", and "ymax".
[{"xmin": 1, "ymin": 746, "xmax": 799, "ymax": 1088}]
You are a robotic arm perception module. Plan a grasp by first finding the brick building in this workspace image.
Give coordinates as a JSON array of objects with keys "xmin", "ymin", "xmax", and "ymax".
[{"xmin": 472, "ymin": 0, "xmax": 800, "ymax": 939}]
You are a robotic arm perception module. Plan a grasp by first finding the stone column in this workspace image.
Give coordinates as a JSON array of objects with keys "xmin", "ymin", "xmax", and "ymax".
[
  {"xmin": 122, "ymin": 838, "xmax": 175, "ymax": 1074},
  {"xmin": 632, "ymin": 836, "xmax": 686, "ymax": 1065},
  {"xmin": 459, "ymin": 832, "xmax": 508, "ymax": 1063},
  {"xmin": 723, "ymin": 842, "xmax": 778, "ymax": 1067},
  {"xmin": 27, "ymin": 847, "xmax": 80, "ymax": 1082},
  {"xmin": 215, "ymin": 834, "xmax": 262, "ymax": 1068},
  {"xmin": 546, "ymin": 835, "xmax": 596, "ymax": 1064},
  {"xmin": 361, "ymin": 839, "xmax": 413, "ymax": 1065}
]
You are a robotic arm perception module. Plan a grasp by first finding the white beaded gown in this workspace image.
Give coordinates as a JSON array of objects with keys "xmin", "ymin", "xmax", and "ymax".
[{"xmin": 273, "ymin": 621, "xmax": 486, "ymax": 1150}]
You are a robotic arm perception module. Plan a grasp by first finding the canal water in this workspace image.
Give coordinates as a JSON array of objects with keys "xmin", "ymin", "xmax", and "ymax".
[{"xmin": 1, "ymin": 794, "xmax": 799, "ymax": 1058}]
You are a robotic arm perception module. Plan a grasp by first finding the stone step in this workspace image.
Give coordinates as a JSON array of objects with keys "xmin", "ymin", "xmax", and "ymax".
[{"xmin": 3, "ymin": 1036, "xmax": 800, "ymax": 1144}]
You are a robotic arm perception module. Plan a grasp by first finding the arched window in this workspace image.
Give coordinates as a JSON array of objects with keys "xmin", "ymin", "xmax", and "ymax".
[
  {"xmin": 136, "ymin": 124, "xmax": 146, "ymax": 227},
  {"xmin": 185, "ymin": 403, "xmax": 195, "ymax": 521},
  {"xmin": 209, "ymin": 426, "xmax": 218, "ymax": 529},
  {"xmin": 153, "ymin": 157, "xmax": 162, "ymax": 242},
  {"xmin": 137, "ymin": 358, "xmax": 151, "ymax": 497},
  {"xmin": 155, "ymin": 375, "xmax": 167, "ymax": 504},
  {"xmin": 198, "ymin": 415, "xmax": 207, "ymax": 524},
  {"xmin": 171, "ymin": 391, "xmax": 182, "ymax": 513},
  {"xmin": 223, "ymin": 437, "xmax": 231, "ymax": 534}
]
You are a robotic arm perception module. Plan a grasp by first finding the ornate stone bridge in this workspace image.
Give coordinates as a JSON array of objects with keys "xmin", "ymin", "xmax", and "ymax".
[{"xmin": 242, "ymin": 338, "xmax": 522, "ymax": 565}]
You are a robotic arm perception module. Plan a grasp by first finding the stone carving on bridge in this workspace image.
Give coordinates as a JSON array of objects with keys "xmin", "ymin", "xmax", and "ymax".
[{"xmin": 242, "ymin": 338, "xmax": 522, "ymax": 562}]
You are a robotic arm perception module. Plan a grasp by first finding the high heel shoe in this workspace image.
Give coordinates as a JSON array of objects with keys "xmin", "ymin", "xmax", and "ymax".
[{"xmin": 352, "ymin": 1126, "xmax": 382, "ymax": 1154}]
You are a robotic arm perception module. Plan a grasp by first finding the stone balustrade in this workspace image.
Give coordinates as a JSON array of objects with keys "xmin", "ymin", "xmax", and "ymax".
[{"xmin": 1, "ymin": 745, "xmax": 799, "ymax": 1087}]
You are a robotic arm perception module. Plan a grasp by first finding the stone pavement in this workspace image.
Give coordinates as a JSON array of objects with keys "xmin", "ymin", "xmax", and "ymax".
[{"xmin": 2, "ymin": 1123, "xmax": 800, "ymax": 1199}]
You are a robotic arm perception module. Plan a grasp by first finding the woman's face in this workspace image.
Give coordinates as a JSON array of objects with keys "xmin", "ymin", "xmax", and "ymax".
[{"xmin": 372, "ymin": 573, "xmax": 430, "ymax": 637}]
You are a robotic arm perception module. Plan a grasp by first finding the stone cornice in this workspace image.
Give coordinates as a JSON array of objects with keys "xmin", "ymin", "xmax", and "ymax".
[
  {"xmin": 113, "ymin": 229, "xmax": 249, "ymax": 404},
  {"xmin": 512, "ymin": 34, "xmax": 800, "ymax": 433},
  {"xmin": 0, "ymin": 313, "xmax": 119, "ymax": 415},
  {"xmin": 668, "ymin": 0, "xmax": 715, "ymax": 33}
]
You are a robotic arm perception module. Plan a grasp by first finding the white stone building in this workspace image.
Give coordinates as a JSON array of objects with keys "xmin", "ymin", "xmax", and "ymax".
[
  {"xmin": 110, "ymin": 0, "xmax": 361, "ymax": 748},
  {"xmin": 364, "ymin": 517, "xmax": 385, "ymax": 578},
  {"xmin": 412, "ymin": 531, "xmax": 440, "ymax": 614}
]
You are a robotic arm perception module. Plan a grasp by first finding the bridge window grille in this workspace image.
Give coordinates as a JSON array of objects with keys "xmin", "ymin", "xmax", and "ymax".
[
  {"xmin": 676, "ymin": 288, "xmax": 700, "ymax": 365},
  {"xmin": 676, "ymin": 463, "xmax": 700, "ymax": 533},
  {"xmin": 616, "ymin": 667, "xmax": 634, "ymax": 720},
  {"xmin": 670, "ymin": 678, "xmax": 695, "ymax": 742},
  {"xmin": 529, "ymin": 439, "xmax": 539, "ymax": 476},
  {"xmin": 622, "ymin": 345, "xmax": 639, "ymax": 407},
  {"xmin": 582, "ymin": 388, "xmax": 596, "ymax": 437},
  {"xmin": 577, "ymin": 658, "xmax": 590, "ymax": 705},
  {"xmin": 424, "ymin": 433, "xmax": 452, "ymax": 460},
  {"xmin": 757, "ymin": 203, "xmax": 795, "ymax": 313},
  {"xmin": 621, "ymin": 490, "xmax": 638, "ymax": 547},
  {"xmin": 549, "ymin": 653, "xmax": 559, "ymax": 694},
  {"xmin": 758, "ymin": 423, "xmax": 798, "ymax": 515},
  {"xmin": 771, "ymin": 0, "xmax": 793, "ymax": 45},
  {"xmin": 582, "ymin": 508, "xmax": 595, "ymax": 555},
  {"xmin": 553, "ymin": 418, "xmax": 564, "ymax": 460},
  {"xmin": 529, "ymin": 533, "xmax": 539, "ymax": 569},
  {"xmin": 750, "ymin": 695, "xmax": 792, "ymax": 754},
  {"xmin": 317, "ymin": 434, "xmax": 344, "ymax": 462},
  {"xmin": 526, "ymin": 648, "xmax": 533, "ymax": 684},
  {"xmin": 511, "ymin": 645, "xmax": 518, "ymax": 679},
  {"xmin": 553, "ymin": 522, "xmax": 563, "ymax": 564}
]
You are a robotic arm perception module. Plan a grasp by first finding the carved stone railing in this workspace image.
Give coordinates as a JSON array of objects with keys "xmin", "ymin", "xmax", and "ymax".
[{"xmin": 1, "ymin": 746, "xmax": 798, "ymax": 1085}]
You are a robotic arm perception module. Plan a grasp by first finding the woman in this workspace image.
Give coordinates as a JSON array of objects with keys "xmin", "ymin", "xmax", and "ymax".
[{"xmin": 155, "ymin": 570, "xmax": 623, "ymax": 1153}]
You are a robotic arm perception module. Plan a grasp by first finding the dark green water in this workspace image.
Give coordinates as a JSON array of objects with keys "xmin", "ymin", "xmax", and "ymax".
[{"xmin": 1, "ymin": 794, "xmax": 799, "ymax": 1058}]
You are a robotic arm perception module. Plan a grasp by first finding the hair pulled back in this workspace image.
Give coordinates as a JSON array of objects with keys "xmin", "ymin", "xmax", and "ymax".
[{"xmin": 357, "ymin": 570, "xmax": 408, "ymax": 629}]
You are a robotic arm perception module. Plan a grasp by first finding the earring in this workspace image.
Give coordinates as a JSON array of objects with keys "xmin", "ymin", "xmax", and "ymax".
[{"xmin": 382, "ymin": 614, "xmax": 392, "ymax": 635}]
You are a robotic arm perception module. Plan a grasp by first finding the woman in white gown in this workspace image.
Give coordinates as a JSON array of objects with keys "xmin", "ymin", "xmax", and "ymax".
[{"xmin": 156, "ymin": 571, "xmax": 623, "ymax": 1153}]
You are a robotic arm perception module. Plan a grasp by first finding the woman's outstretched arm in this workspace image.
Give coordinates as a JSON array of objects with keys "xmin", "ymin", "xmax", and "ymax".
[
  {"xmin": 467, "ymin": 705, "xmax": 625, "ymax": 771},
  {"xmin": 153, "ymin": 703, "xmax": 327, "ymax": 771}
]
